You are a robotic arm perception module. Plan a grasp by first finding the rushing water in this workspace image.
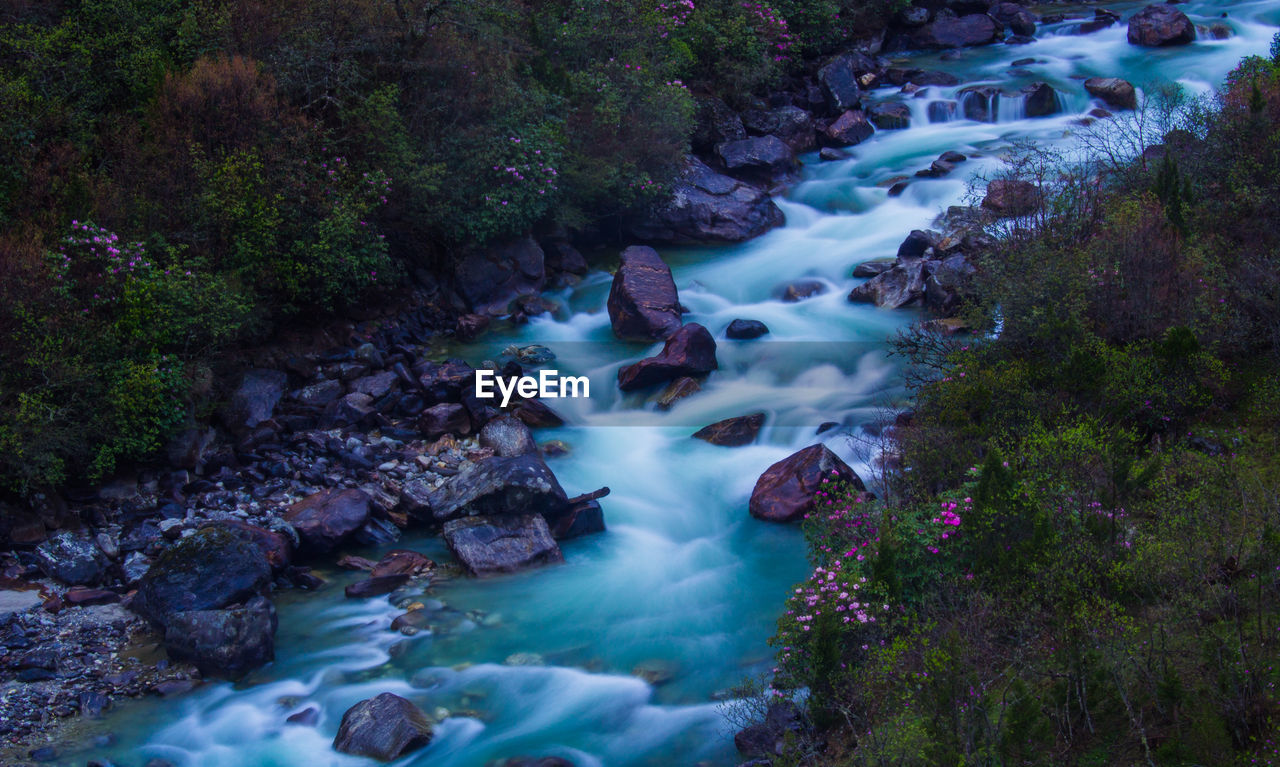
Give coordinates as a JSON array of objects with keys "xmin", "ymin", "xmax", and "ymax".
[{"xmin": 79, "ymin": 5, "xmax": 1280, "ymax": 766}]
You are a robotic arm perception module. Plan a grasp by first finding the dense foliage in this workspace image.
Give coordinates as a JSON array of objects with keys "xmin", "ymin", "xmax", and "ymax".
[
  {"xmin": 0, "ymin": 0, "xmax": 895, "ymax": 493},
  {"xmin": 766, "ymin": 43, "xmax": 1280, "ymax": 766}
]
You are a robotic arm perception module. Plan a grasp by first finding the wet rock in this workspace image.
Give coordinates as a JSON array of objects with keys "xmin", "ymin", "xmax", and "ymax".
[
  {"xmin": 1022, "ymin": 82, "xmax": 1061, "ymax": 118},
  {"xmin": 371, "ymin": 550, "xmax": 436, "ymax": 578},
  {"xmin": 543, "ymin": 499, "xmax": 606, "ymax": 540},
  {"xmin": 818, "ymin": 147, "xmax": 848, "ymax": 162},
  {"xmin": 287, "ymin": 706, "xmax": 321, "ymax": 726},
  {"xmin": 543, "ymin": 240, "xmax": 588, "ymax": 276},
  {"xmin": 818, "ymin": 51, "xmax": 877, "ymax": 113},
  {"xmin": 220, "ymin": 369, "xmax": 287, "ymax": 435},
  {"xmin": 443, "ymin": 515, "xmax": 564, "ymax": 577},
  {"xmin": 848, "ymin": 259, "xmax": 927, "ymax": 308},
  {"xmin": 743, "ymin": 106, "xmax": 816, "ymax": 153},
  {"xmin": 749, "ymin": 444, "xmax": 866, "ymax": 523},
  {"xmin": 734, "ymin": 701, "xmax": 807, "ymax": 758},
  {"xmin": 628, "ymin": 157, "xmax": 784, "ymax": 244},
  {"xmin": 64, "ymin": 587, "xmax": 120, "ymax": 606},
  {"xmin": 163, "ymin": 597, "xmax": 276, "ymax": 678},
  {"xmin": 656, "ymin": 376, "xmax": 702, "ymax": 408},
  {"xmin": 715, "ymin": 135, "xmax": 799, "ymax": 184},
  {"xmin": 410, "ymin": 453, "xmax": 569, "ymax": 523},
  {"xmin": 823, "ymin": 109, "xmax": 875, "ymax": 146},
  {"xmin": 852, "ymin": 260, "xmax": 894, "ymax": 278},
  {"xmin": 1076, "ymin": 8, "xmax": 1120, "ymax": 34},
  {"xmin": 417, "ymin": 359, "xmax": 476, "ymax": 400},
  {"xmin": 453, "ymin": 235, "xmax": 545, "ymax": 316},
  {"xmin": 33, "ymin": 532, "xmax": 109, "ymax": 586},
  {"xmin": 867, "ymin": 102, "xmax": 911, "ymax": 130},
  {"xmin": 725, "ymin": 319, "xmax": 770, "ymax": 340},
  {"xmin": 333, "ymin": 692, "xmax": 433, "ymax": 761},
  {"xmin": 1128, "ymin": 4, "xmax": 1195, "ymax": 46},
  {"xmin": 897, "ymin": 229, "xmax": 939, "ymax": 259},
  {"xmin": 480, "ymin": 415, "xmax": 538, "ymax": 457},
  {"xmin": 455, "ymin": 312, "xmax": 492, "ymax": 342},
  {"xmin": 781, "ymin": 279, "xmax": 827, "ymax": 302},
  {"xmin": 132, "ymin": 526, "xmax": 272, "ymax": 624},
  {"xmin": 283, "ymin": 489, "xmax": 372, "ymax": 554},
  {"xmin": 617, "ymin": 324, "xmax": 718, "ymax": 391},
  {"xmin": 959, "ymin": 85, "xmax": 1000, "ymax": 122},
  {"xmin": 607, "ymin": 246, "xmax": 682, "ymax": 341},
  {"xmin": 212, "ymin": 520, "xmax": 292, "ymax": 572},
  {"xmin": 982, "ymin": 178, "xmax": 1042, "ymax": 216},
  {"xmin": 911, "ymin": 14, "xmax": 1003, "ymax": 49},
  {"xmin": 345, "ymin": 575, "xmax": 411, "ymax": 598},
  {"xmin": 693, "ymin": 413, "xmax": 766, "ymax": 446},
  {"xmin": 323, "ymin": 392, "xmax": 375, "ymax": 427},
  {"xmin": 1085, "ymin": 77, "xmax": 1137, "ymax": 110},
  {"xmin": 990, "ymin": 2, "xmax": 1036, "ymax": 36},
  {"xmin": 692, "ymin": 96, "xmax": 747, "ymax": 153},
  {"xmin": 418, "ymin": 402, "xmax": 472, "ymax": 439}
]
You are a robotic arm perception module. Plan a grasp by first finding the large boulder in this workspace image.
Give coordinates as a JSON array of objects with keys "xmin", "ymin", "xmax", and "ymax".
[
  {"xmin": 211, "ymin": 520, "xmax": 292, "ymax": 572},
  {"xmin": 628, "ymin": 157, "xmax": 785, "ymax": 244},
  {"xmin": 1085, "ymin": 77, "xmax": 1137, "ymax": 110},
  {"xmin": 162, "ymin": 597, "xmax": 276, "ymax": 679},
  {"xmin": 867, "ymin": 102, "xmax": 911, "ymax": 130},
  {"xmin": 910, "ymin": 14, "xmax": 1003, "ymax": 49},
  {"xmin": 443, "ymin": 515, "xmax": 564, "ymax": 577},
  {"xmin": 981, "ymin": 179, "xmax": 1042, "ymax": 217},
  {"xmin": 990, "ymin": 2, "xmax": 1036, "ymax": 36},
  {"xmin": 131, "ymin": 526, "xmax": 272, "ymax": 625},
  {"xmin": 33, "ymin": 532, "xmax": 108, "ymax": 586},
  {"xmin": 818, "ymin": 51, "xmax": 878, "ymax": 113},
  {"xmin": 1127, "ymin": 4, "xmax": 1195, "ymax": 47},
  {"xmin": 453, "ymin": 236, "xmax": 545, "ymax": 316},
  {"xmin": 284, "ymin": 489, "xmax": 371, "ymax": 554},
  {"xmin": 607, "ymin": 246, "xmax": 682, "ymax": 341},
  {"xmin": 617, "ymin": 323, "xmax": 718, "ymax": 391},
  {"xmin": 334, "ymin": 693, "xmax": 434, "ymax": 761},
  {"xmin": 715, "ymin": 136, "xmax": 799, "ymax": 184},
  {"xmin": 848, "ymin": 259, "xmax": 927, "ymax": 309},
  {"xmin": 407, "ymin": 454, "xmax": 568, "ymax": 523},
  {"xmin": 749, "ymin": 445, "xmax": 865, "ymax": 523},
  {"xmin": 924, "ymin": 254, "xmax": 978, "ymax": 315},
  {"xmin": 823, "ymin": 110, "xmax": 875, "ymax": 146},
  {"xmin": 1022, "ymin": 82, "xmax": 1061, "ymax": 118},
  {"xmin": 220, "ymin": 369, "xmax": 287, "ymax": 435},
  {"xmin": 692, "ymin": 413, "xmax": 766, "ymax": 446}
]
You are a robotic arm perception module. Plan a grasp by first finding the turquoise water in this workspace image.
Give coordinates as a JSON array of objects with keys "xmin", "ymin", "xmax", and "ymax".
[{"xmin": 79, "ymin": 6, "xmax": 1280, "ymax": 765}]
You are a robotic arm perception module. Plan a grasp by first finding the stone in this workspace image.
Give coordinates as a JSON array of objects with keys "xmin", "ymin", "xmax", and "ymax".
[
  {"xmin": 617, "ymin": 323, "xmax": 718, "ymax": 391},
  {"xmin": 692, "ymin": 413, "xmax": 766, "ymax": 446},
  {"xmin": 981, "ymin": 179, "xmax": 1042, "ymax": 216},
  {"xmin": 714, "ymin": 135, "xmax": 799, "ymax": 184},
  {"xmin": 780, "ymin": 279, "xmax": 827, "ymax": 302},
  {"xmin": 416, "ymin": 358, "xmax": 475, "ymax": 401},
  {"xmin": 283, "ymin": 489, "xmax": 371, "ymax": 554},
  {"xmin": 455, "ymin": 313, "xmax": 491, "ymax": 342},
  {"xmin": 33, "ymin": 532, "xmax": 108, "ymax": 586},
  {"xmin": 692, "ymin": 96, "xmax": 747, "ymax": 153},
  {"xmin": 443, "ymin": 515, "xmax": 564, "ymax": 577},
  {"xmin": 749, "ymin": 444, "xmax": 866, "ymax": 523},
  {"xmin": 0, "ymin": 590, "xmax": 42, "ymax": 617},
  {"xmin": 132, "ymin": 526, "xmax": 272, "ymax": 625},
  {"xmin": 655, "ymin": 376, "xmax": 702, "ymax": 409},
  {"xmin": 543, "ymin": 499, "xmax": 606, "ymax": 540},
  {"xmin": 867, "ymin": 102, "xmax": 911, "ymax": 130},
  {"xmin": 628, "ymin": 157, "xmax": 784, "ymax": 244},
  {"xmin": 323, "ymin": 392, "xmax": 375, "ymax": 427},
  {"xmin": 852, "ymin": 260, "xmax": 894, "ymax": 278},
  {"xmin": 824, "ymin": 110, "xmax": 875, "ymax": 146},
  {"xmin": 480, "ymin": 415, "xmax": 538, "ymax": 457},
  {"xmin": 292, "ymin": 380, "xmax": 343, "ymax": 407},
  {"xmin": 990, "ymin": 2, "xmax": 1036, "ymax": 36},
  {"xmin": 1127, "ymin": 4, "xmax": 1195, "ymax": 46},
  {"xmin": 165, "ymin": 427, "xmax": 218, "ymax": 470},
  {"xmin": 345, "ymin": 575, "xmax": 411, "ymax": 598},
  {"xmin": 542, "ymin": 240, "xmax": 588, "ymax": 276},
  {"xmin": 897, "ymin": 229, "xmax": 939, "ymax": 260},
  {"xmin": 607, "ymin": 246, "xmax": 682, "ymax": 341},
  {"xmin": 211, "ymin": 520, "xmax": 292, "ymax": 572},
  {"xmin": 734, "ymin": 701, "xmax": 807, "ymax": 758},
  {"xmin": 453, "ymin": 235, "xmax": 545, "ymax": 316},
  {"xmin": 911, "ymin": 14, "xmax": 1003, "ymax": 49},
  {"xmin": 1022, "ymin": 82, "xmax": 1061, "ymax": 118},
  {"xmin": 220, "ymin": 369, "xmax": 287, "ymax": 435},
  {"xmin": 333, "ymin": 693, "xmax": 433, "ymax": 761},
  {"xmin": 818, "ymin": 51, "xmax": 877, "ymax": 113},
  {"xmin": 412, "ymin": 453, "xmax": 569, "ymax": 523},
  {"xmin": 1084, "ymin": 77, "xmax": 1137, "ymax": 110},
  {"xmin": 350, "ymin": 371, "xmax": 398, "ymax": 399},
  {"xmin": 848, "ymin": 259, "xmax": 927, "ymax": 308},
  {"xmin": 418, "ymin": 403, "xmax": 472, "ymax": 439},
  {"xmin": 725, "ymin": 319, "xmax": 770, "ymax": 340},
  {"xmin": 163, "ymin": 597, "xmax": 276, "ymax": 679},
  {"xmin": 371, "ymin": 550, "xmax": 435, "ymax": 578}
]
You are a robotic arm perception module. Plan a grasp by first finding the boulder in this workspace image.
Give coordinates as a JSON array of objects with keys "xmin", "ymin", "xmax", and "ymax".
[
  {"xmin": 990, "ymin": 2, "xmax": 1036, "ymax": 36},
  {"xmin": 1022, "ymin": 82, "xmax": 1061, "ymax": 118},
  {"xmin": 692, "ymin": 413, "xmax": 766, "ymax": 446},
  {"xmin": 725, "ymin": 319, "xmax": 770, "ymax": 340},
  {"xmin": 443, "ymin": 515, "xmax": 564, "ymax": 577},
  {"xmin": 334, "ymin": 693, "xmax": 433, "ymax": 761},
  {"xmin": 411, "ymin": 453, "xmax": 569, "ymax": 523},
  {"xmin": 959, "ymin": 85, "xmax": 1000, "ymax": 122},
  {"xmin": 818, "ymin": 52, "xmax": 878, "ymax": 113},
  {"xmin": 617, "ymin": 323, "xmax": 718, "ymax": 391},
  {"xmin": 780, "ymin": 279, "xmax": 826, "ymax": 302},
  {"xmin": 867, "ymin": 102, "xmax": 911, "ymax": 130},
  {"xmin": 1077, "ymin": 8, "xmax": 1121, "ymax": 34},
  {"xmin": 897, "ymin": 229, "xmax": 939, "ymax": 260},
  {"xmin": 715, "ymin": 135, "xmax": 799, "ymax": 184},
  {"xmin": 924, "ymin": 254, "xmax": 977, "ymax": 314},
  {"xmin": 981, "ymin": 179, "xmax": 1042, "ymax": 216},
  {"xmin": 416, "ymin": 359, "xmax": 475, "ymax": 401},
  {"xmin": 345, "ymin": 575, "xmax": 411, "ymax": 598},
  {"xmin": 607, "ymin": 246, "xmax": 682, "ymax": 341},
  {"xmin": 824, "ymin": 110, "xmax": 875, "ymax": 146},
  {"xmin": 1084, "ymin": 77, "xmax": 1137, "ymax": 110},
  {"xmin": 418, "ymin": 402, "xmax": 471, "ymax": 439},
  {"xmin": 480, "ymin": 415, "xmax": 538, "ymax": 457},
  {"xmin": 749, "ymin": 445, "xmax": 865, "ymax": 523},
  {"xmin": 543, "ymin": 499, "xmax": 607, "ymax": 540},
  {"xmin": 692, "ymin": 96, "xmax": 747, "ymax": 153},
  {"xmin": 33, "ymin": 532, "xmax": 108, "ymax": 586},
  {"xmin": 1127, "ymin": 4, "xmax": 1195, "ymax": 46},
  {"xmin": 852, "ymin": 260, "xmax": 894, "ymax": 278},
  {"xmin": 628, "ymin": 157, "xmax": 784, "ymax": 244},
  {"xmin": 284, "ymin": 489, "xmax": 371, "ymax": 554},
  {"xmin": 220, "ymin": 369, "xmax": 287, "ymax": 435},
  {"xmin": 848, "ymin": 259, "xmax": 927, "ymax": 308},
  {"xmin": 210, "ymin": 520, "xmax": 292, "ymax": 572},
  {"xmin": 742, "ymin": 106, "xmax": 816, "ymax": 152},
  {"xmin": 322, "ymin": 392, "xmax": 375, "ymax": 427},
  {"xmin": 162, "ymin": 597, "xmax": 276, "ymax": 678},
  {"xmin": 371, "ymin": 550, "xmax": 436, "ymax": 578},
  {"xmin": 543, "ymin": 240, "xmax": 588, "ymax": 276},
  {"xmin": 132, "ymin": 526, "xmax": 272, "ymax": 625},
  {"xmin": 911, "ymin": 14, "xmax": 1003, "ymax": 49},
  {"xmin": 350, "ymin": 371, "xmax": 398, "ymax": 399},
  {"xmin": 656, "ymin": 376, "xmax": 702, "ymax": 409},
  {"xmin": 453, "ymin": 235, "xmax": 545, "ymax": 316}
]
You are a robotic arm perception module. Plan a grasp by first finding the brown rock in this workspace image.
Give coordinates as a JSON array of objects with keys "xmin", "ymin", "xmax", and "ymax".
[
  {"xmin": 692, "ymin": 413, "xmax": 766, "ymax": 446},
  {"xmin": 607, "ymin": 246, "xmax": 682, "ymax": 341},
  {"xmin": 371, "ymin": 550, "xmax": 435, "ymax": 578},
  {"xmin": 617, "ymin": 324, "xmax": 717, "ymax": 391},
  {"xmin": 284, "ymin": 489, "xmax": 371, "ymax": 554},
  {"xmin": 748, "ymin": 444, "xmax": 866, "ymax": 523}
]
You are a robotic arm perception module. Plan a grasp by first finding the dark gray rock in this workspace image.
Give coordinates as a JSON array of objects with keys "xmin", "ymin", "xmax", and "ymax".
[
  {"xmin": 628, "ymin": 157, "xmax": 785, "ymax": 244},
  {"xmin": 692, "ymin": 96, "xmax": 747, "ymax": 153},
  {"xmin": 982, "ymin": 178, "xmax": 1042, "ymax": 216},
  {"xmin": 453, "ymin": 236, "xmax": 545, "ymax": 316},
  {"xmin": 443, "ymin": 515, "xmax": 564, "ymax": 577},
  {"xmin": 607, "ymin": 246, "xmax": 682, "ymax": 341},
  {"xmin": 1022, "ymin": 82, "xmax": 1061, "ymax": 118},
  {"xmin": 780, "ymin": 279, "xmax": 827, "ymax": 302},
  {"xmin": 867, "ymin": 102, "xmax": 911, "ymax": 130},
  {"xmin": 333, "ymin": 693, "xmax": 433, "ymax": 761},
  {"xmin": 132, "ymin": 526, "xmax": 271, "ymax": 625},
  {"xmin": 818, "ymin": 51, "xmax": 877, "ymax": 113},
  {"xmin": 162, "ymin": 597, "xmax": 276, "ymax": 678},
  {"xmin": 990, "ymin": 2, "xmax": 1036, "ymax": 36},
  {"xmin": 692, "ymin": 413, "xmax": 766, "ymax": 446},
  {"xmin": 823, "ymin": 110, "xmax": 875, "ymax": 146},
  {"xmin": 725, "ymin": 319, "xmax": 770, "ymax": 340},
  {"xmin": 911, "ymin": 14, "xmax": 1003, "ymax": 49},
  {"xmin": 543, "ymin": 499, "xmax": 606, "ymax": 541},
  {"xmin": 283, "ymin": 489, "xmax": 371, "ymax": 554},
  {"xmin": 480, "ymin": 415, "xmax": 538, "ymax": 457},
  {"xmin": 734, "ymin": 701, "xmax": 807, "ymax": 758},
  {"xmin": 1085, "ymin": 77, "xmax": 1137, "ymax": 110},
  {"xmin": 33, "ymin": 532, "xmax": 108, "ymax": 586},
  {"xmin": 848, "ymin": 259, "xmax": 927, "ymax": 308},
  {"xmin": 418, "ymin": 402, "xmax": 472, "ymax": 439},
  {"xmin": 852, "ymin": 260, "xmax": 894, "ymax": 278},
  {"xmin": 715, "ymin": 135, "xmax": 799, "ymax": 184},
  {"xmin": 220, "ymin": 369, "xmax": 287, "ymax": 435},
  {"xmin": 292, "ymin": 379, "xmax": 343, "ymax": 407},
  {"xmin": 414, "ymin": 454, "xmax": 569, "ymax": 523},
  {"xmin": 897, "ymin": 229, "xmax": 939, "ymax": 260}
]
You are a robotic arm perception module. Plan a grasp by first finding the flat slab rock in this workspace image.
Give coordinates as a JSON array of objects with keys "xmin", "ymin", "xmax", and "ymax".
[
  {"xmin": 405, "ymin": 453, "xmax": 569, "ymax": 524},
  {"xmin": 443, "ymin": 514, "xmax": 565, "ymax": 577}
]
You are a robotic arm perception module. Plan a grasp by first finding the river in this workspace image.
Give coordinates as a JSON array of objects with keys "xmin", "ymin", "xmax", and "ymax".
[{"xmin": 83, "ymin": 4, "xmax": 1280, "ymax": 765}]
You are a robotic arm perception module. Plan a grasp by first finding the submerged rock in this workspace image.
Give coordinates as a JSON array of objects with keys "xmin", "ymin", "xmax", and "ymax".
[
  {"xmin": 749, "ymin": 444, "xmax": 865, "ymax": 523},
  {"xmin": 1085, "ymin": 77, "xmax": 1137, "ymax": 110},
  {"xmin": 725, "ymin": 319, "xmax": 770, "ymax": 340},
  {"xmin": 692, "ymin": 413, "xmax": 766, "ymax": 447},
  {"xmin": 334, "ymin": 693, "xmax": 434, "ymax": 761},
  {"xmin": 443, "ymin": 515, "xmax": 564, "ymax": 577},
  {"xmin": 607, "ymin": 246, "xmax": 682, "ymax": 341}
]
